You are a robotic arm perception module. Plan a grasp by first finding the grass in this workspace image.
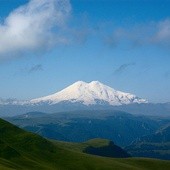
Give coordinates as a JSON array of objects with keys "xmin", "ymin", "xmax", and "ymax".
[
  {"xmin": 0, "ymin": 118, "xmax": 170, "ymax": 170},
  {"xmin": 50, "ymin": 138, "xmax": 112, "ymax": 152}
]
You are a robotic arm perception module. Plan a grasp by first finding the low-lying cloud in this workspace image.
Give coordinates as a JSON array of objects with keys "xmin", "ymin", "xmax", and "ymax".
[{"xmin": 0, "ymin": 0, "xmax": 71, "ymax": 58}]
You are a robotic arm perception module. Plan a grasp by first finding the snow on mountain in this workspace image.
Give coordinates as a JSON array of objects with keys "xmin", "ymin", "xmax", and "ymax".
[
  {"xmin": 0, "ymin": 98, "xmax": 28, "ymax": 105},
  {"xmin": 30, "ymin": 81, "xmax": 147, "ymax": 106}
]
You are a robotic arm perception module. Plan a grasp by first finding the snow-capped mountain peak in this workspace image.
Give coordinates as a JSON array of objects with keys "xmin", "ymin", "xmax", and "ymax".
[{"xmin": 31, "ymin": 81, "xmax": 147, "ymax": 106}]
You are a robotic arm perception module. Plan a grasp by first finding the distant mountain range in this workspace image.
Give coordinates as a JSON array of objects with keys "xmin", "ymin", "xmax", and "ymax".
[
  {"xmin": 6, "ymin": 110, "xmax": 169, "ymax": 147},
  {"xmin": 0, "ymin": 81, "xmax": 170, "ymax": 117}
]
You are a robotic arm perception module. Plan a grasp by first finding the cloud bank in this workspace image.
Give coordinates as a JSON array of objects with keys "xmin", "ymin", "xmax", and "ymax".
[
  {"xmin": 105, "ymin": 19, "xmax": 170, "ymax": 48},
  {"xmin": 0, "ymin": 0, "xmax": 71, "ymax": 58},
  {"xmin": 0, "ymin": 0, "xmax": 170, "ymax": 59}
]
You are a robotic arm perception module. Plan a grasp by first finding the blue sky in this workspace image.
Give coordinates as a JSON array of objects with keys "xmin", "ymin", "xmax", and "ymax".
[{"xmin": 0, "ymin": 0, "xmax": 170, "ymax": 103}]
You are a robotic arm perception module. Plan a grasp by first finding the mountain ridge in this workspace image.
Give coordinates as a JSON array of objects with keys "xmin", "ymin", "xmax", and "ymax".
[{"xmin": 125, "ymin": 125, "xmax": 170, "ymax": 160}]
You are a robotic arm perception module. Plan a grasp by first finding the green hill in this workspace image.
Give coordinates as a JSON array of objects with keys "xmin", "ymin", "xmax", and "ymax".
[
  {"xmin": 52, "ymin": 138, "xmax": 130, "ymax": 158},
  {"xmin": 0, "ymin": 118, "xmax": 170, "ymax": 170}
]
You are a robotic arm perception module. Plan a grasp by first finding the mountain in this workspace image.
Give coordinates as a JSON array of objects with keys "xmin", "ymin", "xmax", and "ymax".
[
  {"xmin": 125, "ymin": 125, "xmax": 170, "ymax": 160},
  {"xmin": 31, "ymin": 81, "xmax": 147, "ymax": 106},
  {"xmin": 6, "ymin": 110, "xmax": 165, "ymax": 147},
  {"xmin": 2, "ymin": 118, "xmax": 169, "ymax": 170},
  {"xmin": 137, "ymin": 124, "xmax": 170, "ymax": 143},
  {"xmin": 1, "ymin": 81, "xmax": 170, "ymax": 117}
]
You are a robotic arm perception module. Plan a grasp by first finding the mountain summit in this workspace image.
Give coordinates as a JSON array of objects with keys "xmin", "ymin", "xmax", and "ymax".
[{"xmin": 31, "ymin": 81, "xmax": 147, "ymax": 106}]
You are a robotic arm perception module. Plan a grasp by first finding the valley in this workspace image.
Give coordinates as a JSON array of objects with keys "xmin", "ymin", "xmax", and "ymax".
[{"xmin": 0, "ymin": 118, "xmax": 170, "ymax": 170}]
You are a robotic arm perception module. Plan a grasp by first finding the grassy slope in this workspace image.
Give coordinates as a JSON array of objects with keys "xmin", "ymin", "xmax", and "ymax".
[
  {"xmin": 52, "ymin": 138, "xmax": 130, "ymax": 157},
  {"xmin": 0, "ymin": 118, "xmax": 170, "ymax": 170},
  {"xmin": 51, "ymin": 138, "xmax": 112, "ymax": 152}
]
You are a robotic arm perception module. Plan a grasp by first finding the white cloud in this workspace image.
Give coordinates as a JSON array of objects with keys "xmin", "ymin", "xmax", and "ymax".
[
  {"xmin": 104, "ymin": 19, "xmax": 170, "ymax": 48},
  {"xmin": 0, "ymin": 0, "xmax": 71, "ymax": 57},
  {"xmin": 153, "ymin": 19, "xmax": 170, "ymax": 45}
]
